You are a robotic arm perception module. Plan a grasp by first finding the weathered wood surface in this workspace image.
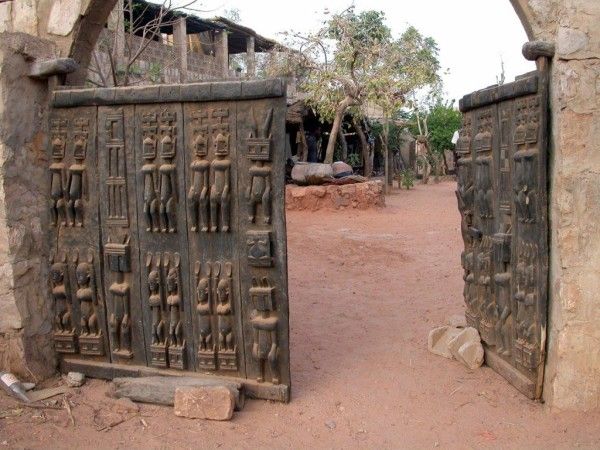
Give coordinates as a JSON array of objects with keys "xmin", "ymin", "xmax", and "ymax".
[{"xmin": 50, "ymin": 78, "xmax": 291, "ymax": 402}]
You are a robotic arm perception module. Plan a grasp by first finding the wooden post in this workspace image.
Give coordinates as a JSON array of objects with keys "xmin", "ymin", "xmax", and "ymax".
[
  {"xmin": 215, "ymin": 30, "xmax": 229, "ymax": 78},
  {"xmin": 173, "ymin": 17, "xmax": 188, "ymax": 83},
  {"xmin": 246, "ymin": 36, "xmax": 256, "ymax": 78}
]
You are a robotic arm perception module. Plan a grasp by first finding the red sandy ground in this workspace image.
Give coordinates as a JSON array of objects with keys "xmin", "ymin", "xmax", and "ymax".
[{"xmin": 1, "ymin": 181, "xmax": 600, "ymax": 449}]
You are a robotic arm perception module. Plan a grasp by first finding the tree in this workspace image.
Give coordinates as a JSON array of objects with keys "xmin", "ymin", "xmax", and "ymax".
[
  {"xmin": 268, "ymin": 7, "xmax": 439, "ymax": 176},
  {"xmin": 408, "ymin": 100, "xmax": 462, "ymax": 155}
]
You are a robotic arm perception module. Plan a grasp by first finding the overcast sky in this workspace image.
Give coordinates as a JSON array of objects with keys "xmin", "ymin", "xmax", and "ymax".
[{"xmin": 173, "ymin": 0, "xmax": 534, "ymax": 104}]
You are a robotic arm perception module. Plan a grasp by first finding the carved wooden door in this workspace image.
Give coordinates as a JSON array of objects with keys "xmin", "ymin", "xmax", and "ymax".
[
  {"xmin": 456, "ymin": 68, "xmax": 549, "ymax": 399},
  {"xmin": 48, "ymin": 80, "xmax": 290, "ymax": 401}
]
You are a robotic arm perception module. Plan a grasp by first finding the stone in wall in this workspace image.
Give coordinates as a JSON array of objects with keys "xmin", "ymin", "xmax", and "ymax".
[
  {"xmin": 0, "ymin": 3, "xmax": 12, "ymax": 33},
  {"xmin": 47, "ymin": 0, "xmax": 83, "ymax": 37},
  {"xmin": 11, "ymin": 0, "xmax": 38, "ymax": 36},
  {"xmin": 0, "ymin": 32, "xmax": 56, "ymax": 380}
]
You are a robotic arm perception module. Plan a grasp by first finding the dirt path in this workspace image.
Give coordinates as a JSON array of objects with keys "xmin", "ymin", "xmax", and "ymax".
[{"xmin": 2, "ymin": 181, "xmax": 600, "ymax": 449}]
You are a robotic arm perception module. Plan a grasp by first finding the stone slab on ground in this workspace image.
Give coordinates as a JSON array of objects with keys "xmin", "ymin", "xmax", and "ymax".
[
  {"xmin": 286, "ymin": 181, "xmax": 384, "ymax": 211},
  {"xmin": 111, "ymin": 376, "xmax": 244, "ymax": 410},
  {"xmin": 428, "ymin": 326, "xmax": 462, "ymax": 359},
  {"xmin": 448, "ymin": 327, "xmax": 484, "ymax": 370},
  {"xmin": 174, "ymin": 386, "xmax": 234, "ymax": 421}
]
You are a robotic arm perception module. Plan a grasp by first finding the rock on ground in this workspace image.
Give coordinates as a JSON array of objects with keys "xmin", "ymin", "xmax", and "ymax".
[
  {"xmin": 174, "ymin": 386, "xmax": 234, "ymax": 421},
  {"xmin": 448, "ymin": 327, "xmax": 484, "ymax": 370},
  {"xmin": 332, "ymin": 161, "xmax": 353, "ymax": 178},
  {"xmin": 64, "ymin": 372, "xmax": 85, "ymax": 387},
  {"xmin": 428, "ymin": 326, "xmax": 462, "ymax": 359},
  {"xmin": 291, "ymin": 163, "xmax": 334, "ymax": 185}
]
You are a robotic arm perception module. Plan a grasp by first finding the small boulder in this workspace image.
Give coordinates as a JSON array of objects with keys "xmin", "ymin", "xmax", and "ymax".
[
  {"xmin": 291, "ymin": 163, "xmax": 333, "ymax": 185},
  {"xmin": 174, "ymin": 386, "xmax": 234, "ymax": 421},
  {"xmin": 332, "ymin": 161, "xmax": 353, "ymax": 178},
  {"xmin": 448, "ymin": 327, "xmax": 484, "ymax": 370},
  {"xmin": 64, "ymin": 372, "xmax": 85, "ymax": 387},
  {"xmin": 428, "ymin": 326, "xmax": 461, "ymax": 359}
]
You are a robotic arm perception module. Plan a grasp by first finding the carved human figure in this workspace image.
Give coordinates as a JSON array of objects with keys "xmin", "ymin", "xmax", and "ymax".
[
  {"xmin": 246, "ymin": 107, "xmax": 274, "ymax": 224},
  {"xmin": 159, "ymin": 139, "xmax": 177, "ymax": 233},
  {"xmin": 146, "ymin": 256, "xmax": 165, "ymax": 345},
  {"xmin": 217, "ymin": 264, "xmax": 234, "ymax": 354},
  {"xmin": 142, "ymin": 139, "xmax": 160, "ymax": 232},
  {"xmin": 166, "ymin": 265, "xmax": 183, "ymax": 347},
  {"xmin": 50, "ymin": 260, "xmax": 72, "ymax": 333},
  {"xmin": 209, "ymin": 133, "xmax": 231, "ymax": 232},
  {"xmin": 514, "ymin": 244, "xmax": 536, "ymax": 351},
  {"xmin": 195, "ymin": 264, "xmax": 213, "ymax": 353},
  {"xmin": 494, "ymin": 270, "xmax": 512, "ymax": 356},
  {"xmin": 109, "ymin": 272, "xmax": 132, "ymax": 356},
  {"xmin": 462, "ymin": 251, "xmax": 475, "ymax": 315},
  {"xmin": 250, "ymin": 278, "xmax": 279, "ymax": 384},
  {"xmin": 50, "ymin": 145, "xmax": 67, "ymax": 227},
  {"xmin": 188, "ymin": 134, "xmax": 210, "ymax": 232},
  {"xmin": 514, "ymin": 152, "xmax": 537, "ymax": 224},
  {"xmin": 76, "ymin": 260, "xmax": 99, "ymax": 336},
  {"xmin": 66, "ymin": 134, "xmax": 87, "ymax": 227},
  {"xmin": 247, "ymin": 162, "xmax": 271, "ymax": 224}
]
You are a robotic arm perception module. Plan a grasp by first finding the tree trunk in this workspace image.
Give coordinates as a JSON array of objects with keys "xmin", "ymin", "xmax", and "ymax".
[
  {"xmin": 339, "ymin": 122, "xmax": 348, "ymax": 162},
  {"xmin": 353, "ymin": 117, "xmax": 371, "ymax": 178},
  {"xmin": 324, "ymin": 96, "xmax": 355, "ymax": 164},
  {"xmin": 298, "ymin": 122, "xmax": 308, "ymax": 162}
]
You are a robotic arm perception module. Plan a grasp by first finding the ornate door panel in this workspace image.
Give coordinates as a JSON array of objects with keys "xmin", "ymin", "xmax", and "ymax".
[
  {"xmin": 236, "ymin": 99, "xmax": 290, "ymax": 391},
  {"xmin": 134, "ymin": 104, "xmax": 194, "ymax": 370},
  {"xmin": 50, "ymin": 80, "xmax": 290, "ymax": 402},
  {"xmin": 97, "ymin": 106, "xmax": 147, "ymax": 366},
  {"xmin": 457, "ymin": 70, "xmax": 549, "ymax": 399},
  {"xmin": 48, "ymin": 106, "xmax": 110, "ymax": 361},
  {"xmin": 183, "ymin": 101, "xmax": 245, "ymax": 378}
]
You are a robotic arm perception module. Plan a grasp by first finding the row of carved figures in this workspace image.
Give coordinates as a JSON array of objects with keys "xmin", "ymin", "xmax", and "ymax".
[
  {"xmin": 455, "ymin": 151, "xmax": 539, "ymax": 226},
  {"xmin": 461, "ymin": 237, "xmax": 540, "ymax": 370},
  {"xmin": 50, "ymin": 250, "xmax": 104, "ymax": 356},
  {"xmin": 49, "ymin": 118, "xmax": 89, "ymax": 228}
]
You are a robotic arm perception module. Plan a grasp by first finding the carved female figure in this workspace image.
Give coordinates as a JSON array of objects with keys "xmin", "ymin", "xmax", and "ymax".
[
  {"xmin": 166, "ymin": 266, "xmax": 183, "ymax": 347},
  {"xmin": 142, "ymin": 140, "xmax": 160, "ymax": 232},
  {"xmin": 50, "ymin": 261, "xmax": 72, "ymax": 333},
  {"xmin": 76, "ymin": 260, "xmax": 99, "ymax": 336},
  {"xmin": 196, "ymin": 270, "xmax": 213, "ymax": 353},
  {"xmin": 159, "ymin": 139, "xmax": 177, "ymax": 233},
  {"xmin": 109, "ymin": 272, "xmax": 132, "ymax": 357},
  {"xmin": 147, "ymin": 263, "xmax": 164, "ymax": 345},
  {"xmin": 494, "ymin": 270, "xmax": 512, "ymax": 356},
  {"xmin": 50, "ymin": 151, "xmax": 67, "ymax": 227},
  {"xmin": 67, "ymin": 136, "xmax": 87, "ymax": 227},
  {"xmin": 246, "ymin": 162, "xmax": 271, "ymax": 224},
  {"xmin": 216, "ymin": 267, "xmax": 234, "ymax": 353},
  {"xmin": 188, "ymin": 149, "xmax": 210, "ymax": 232},
  {"xmin": 209, "ymin": 133, "xmax": 231, "ymax": 233},
  {"xmin": 250, "ymin": 278, "xmax": 279, "ymax": 384}
]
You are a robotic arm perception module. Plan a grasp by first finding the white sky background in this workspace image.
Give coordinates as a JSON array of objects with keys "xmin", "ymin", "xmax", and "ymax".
[{"xmin": 171, "ymin": 0, "xmax": 534, "ymax": 104}]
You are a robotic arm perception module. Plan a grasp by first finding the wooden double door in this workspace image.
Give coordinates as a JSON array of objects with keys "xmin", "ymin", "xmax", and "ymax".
[{"xmin": 47, "ymin": 80, "xmax": 290, "ymax": 401}]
